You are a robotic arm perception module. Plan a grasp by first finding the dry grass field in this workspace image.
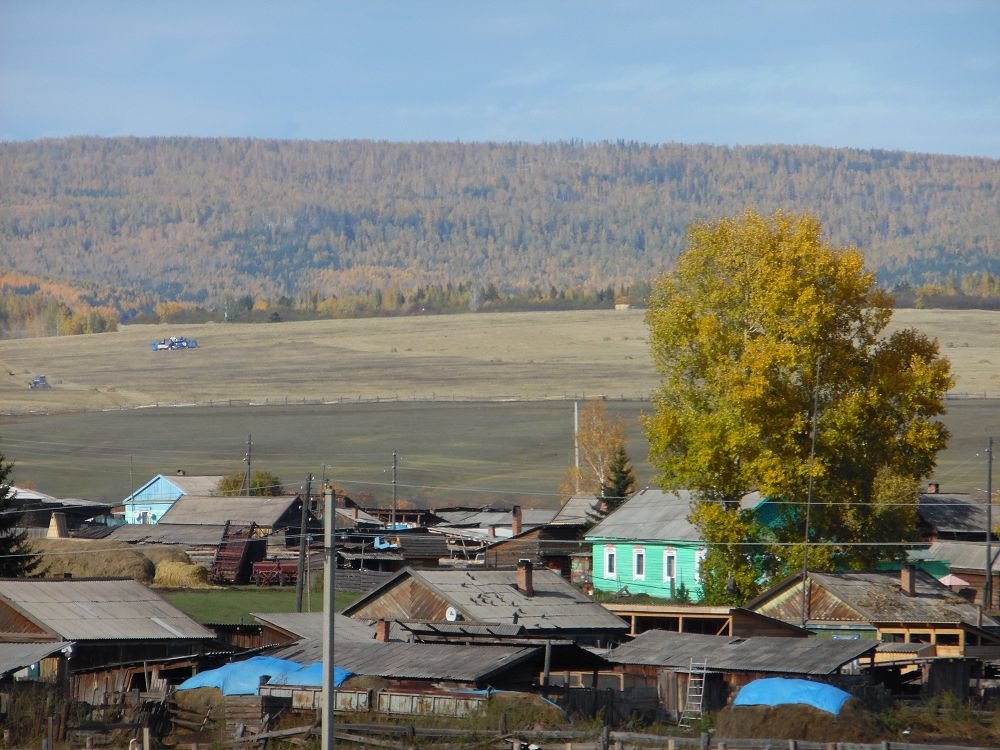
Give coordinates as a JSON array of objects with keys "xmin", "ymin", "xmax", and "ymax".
[{"xmin": 0, "ymin": 308, "xmax": 997, "ymax": 505}]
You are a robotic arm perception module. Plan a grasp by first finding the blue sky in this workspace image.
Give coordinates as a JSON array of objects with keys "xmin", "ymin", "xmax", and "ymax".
[{"xmin": 2, "ymin": 1, "xmax": 999, "ymax": 158}]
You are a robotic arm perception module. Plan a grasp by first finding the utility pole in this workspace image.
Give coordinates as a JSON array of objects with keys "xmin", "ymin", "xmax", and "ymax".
[
  {"xmin": 241, "ymin": 433, "xmax": 253, "ymax": 495},
  {"xmin": 986, "ymin": 437, "xmax": 994, "ymax": 610},
  {"xmin": 800, "ymin": 356, "xmax": 822, "ymax": 628},
  {"xmin": 295, "ymin": 473, "xmax": 313, "ymax": 612},
  {"xmin": 573, "ymin": 401, "xmax": 580, "ymax": 492},
  {"xmin": 322, "ymin": 488, "xmax": 336, "ymax": 750},
  {"xmin": 391, "ymin": 450, "xmax": 398, "ymax": 529}
]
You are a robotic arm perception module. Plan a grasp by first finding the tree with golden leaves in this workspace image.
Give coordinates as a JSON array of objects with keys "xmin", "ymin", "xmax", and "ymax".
[
  {"xmin": 560, "ymin": 399, "xmax": 634, "ymax": 510},
  {"xmin": 644, "ymin": 209, "xmax": 952, "ymax": 604}
]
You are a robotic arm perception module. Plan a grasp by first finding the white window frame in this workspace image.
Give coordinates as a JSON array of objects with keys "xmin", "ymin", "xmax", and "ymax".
[
  {"xmin": 695, "ymin": 547, "xmax": 707, "ymax": 582},
  {"xmin": 604, "ymin": 546, "xmax": 616, "ymax": 577},
  {"xmin": 633, "ymin": 547, "xmax": 646, "ymax": 580},
  {"xmin": 663, "ymin": 548, "xmax": 677, "ymax": 582}
]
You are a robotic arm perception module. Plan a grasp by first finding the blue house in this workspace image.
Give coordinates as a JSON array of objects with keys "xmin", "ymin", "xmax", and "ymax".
[
  {"xmin": 122, "ymin": 473, "xmax": 224, "ymax": 525},
  {"xmin": 586, "ymin": 488, "xmax": 763, "ymax": 602}
]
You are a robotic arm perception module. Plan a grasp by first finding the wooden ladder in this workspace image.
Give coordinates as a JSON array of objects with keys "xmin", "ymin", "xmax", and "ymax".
[{"xmin": 678, "ymin": 658, "xmax": 708, "ymax": 728}]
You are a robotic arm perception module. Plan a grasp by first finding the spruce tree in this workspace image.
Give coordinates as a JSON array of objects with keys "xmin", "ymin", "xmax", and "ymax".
[{"xmin": 0, "ymin": 453, "xmax": 42, "ymax": 577}]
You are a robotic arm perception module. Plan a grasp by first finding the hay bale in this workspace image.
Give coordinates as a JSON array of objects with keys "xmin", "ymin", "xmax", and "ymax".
[
  {"xmin": 140, "ymin": 545, "xmax": 191, "ymax": 566},
  {"xmin": 32, "ymin": 539, "xmax": 155, "ymax": 582},
  {"xmin": 154, "ymin": 561, "xmax": 210, "ymax": 588},
  {"xmin": 715, "ymin": 697, "xmax": 883, "ymax": 743}
]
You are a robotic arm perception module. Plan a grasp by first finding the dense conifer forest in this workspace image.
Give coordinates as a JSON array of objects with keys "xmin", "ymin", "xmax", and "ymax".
[{"xmin": 1, "ymin": 137, "xmax": 998, "ymax": 333}]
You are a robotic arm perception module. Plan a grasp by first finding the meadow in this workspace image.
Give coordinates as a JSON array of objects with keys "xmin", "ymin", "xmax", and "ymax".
[{"xmin": 0, "ymin": 308, "xmax": 997, "ymax": 505}]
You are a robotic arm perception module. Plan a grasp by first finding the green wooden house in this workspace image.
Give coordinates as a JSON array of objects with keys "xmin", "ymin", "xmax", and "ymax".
[{"xmin": 586, "ymin": 488, "xmax": 709, "ymax": 600}]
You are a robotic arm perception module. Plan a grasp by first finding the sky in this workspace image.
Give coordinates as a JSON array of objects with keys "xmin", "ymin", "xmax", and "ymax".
[{"xmin": 2, "ymin": 1, "xmax": 999, "ymax": 159}]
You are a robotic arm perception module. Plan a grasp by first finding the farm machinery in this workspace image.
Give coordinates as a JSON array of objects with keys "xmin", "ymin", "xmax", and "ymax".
[{"xmin": 150, "ymin": 336, "xmax": 198, "ymax": 351}]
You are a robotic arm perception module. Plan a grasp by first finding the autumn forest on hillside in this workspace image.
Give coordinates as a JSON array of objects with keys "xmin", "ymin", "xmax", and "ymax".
[{"xmin": 1, "ymin": 137, "xmax": 999, "ymax": 337}]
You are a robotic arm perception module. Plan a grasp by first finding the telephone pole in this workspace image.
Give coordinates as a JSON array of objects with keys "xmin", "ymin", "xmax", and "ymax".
[
  {"xmin": 295, "ymin": 473, "xmax": 313, "ymax": 612},
  {"xmin": 241, "ymin": 433, "xmax": 253, "ymax": 495},
  {"xmin": 800, "ymin": 356, "xmax": 822, "ymax": 628},
  {"xmin": 391, "ymin": 450, "xmax": 398, "ymax": 528},
  {"xmin": 986, "ymin": 437, "xmax": 994, "ymax": 610}
]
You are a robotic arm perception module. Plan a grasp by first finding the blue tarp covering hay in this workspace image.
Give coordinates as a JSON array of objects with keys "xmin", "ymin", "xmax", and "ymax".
[
  {"xmin": 177, "ymin": 655, "xmax": 352, "ymax": 695},
  {"xmin": 733, "ymin": 677, "xmax": 851, "ymax": 716}
]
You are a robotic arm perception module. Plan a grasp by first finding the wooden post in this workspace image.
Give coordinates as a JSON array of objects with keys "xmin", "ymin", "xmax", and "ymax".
[
  {"xmin": 499, "ymin": 711, "xmax": 508, "ymax": 734},
  {"xmin": 700, "ymin": 733, "xmax": 710, "ymax": 750},
  {"xmin": 600, "ymin": 724, "xmax": 610, "ymax": 750},
  {"xmin": 788, "ymin": 741, "xmax": 797, "ymax": 750},
  {"xmin": 404, "ymin": 723, "xmax": 415, "ymax": 750},
  {"xmin": 143, "ymin": 725, "xmax": 152, "ymax": 750},
  {"xmin": 717, "ymin": 743, "xmax": 726, "ymax": 750},
  {"xmin": 667, "ymin": 740, "xmax": 677, "ymax": 750}
]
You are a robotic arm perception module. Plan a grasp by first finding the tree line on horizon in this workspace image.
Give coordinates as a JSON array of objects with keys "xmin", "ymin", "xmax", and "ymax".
[{"xmin": 0, "ymin": 137, "xmax": 998, "ymax": 337}]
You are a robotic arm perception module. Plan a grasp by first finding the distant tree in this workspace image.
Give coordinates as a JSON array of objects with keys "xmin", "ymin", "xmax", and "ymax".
[
  {"xmin": 599, "ymin": 444, "xmax": 636, "ymax": 513},
  {"xmin": 217, "ymin": 469, "xmax": 283, "ymax": 496},
  {"xmin": 0, "ymin": 451, "xmax": 42, "ymax": 577},
  {"xmin": 560, "ymin": 399, "xmax": 629, "ymax": 501}
]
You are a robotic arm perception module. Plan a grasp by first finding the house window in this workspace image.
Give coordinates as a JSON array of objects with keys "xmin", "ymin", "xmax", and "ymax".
[
  {"xmin": 695, "ymin": 548, "xmax": 707, "ymax": 582},
  {"xmin": 663, "ymin": 549, "xmax": 676, "ymax": 581},
  {"xmin": 604, "ymin": 546, "xmax": 616, "ymax": 577},
  {"xmin": 633, "ymin": 548, "xmax": 645, "ymax": 580}
]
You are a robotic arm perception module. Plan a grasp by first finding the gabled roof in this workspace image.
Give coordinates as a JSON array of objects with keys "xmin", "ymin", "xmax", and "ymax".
[
  {"xmin": 254, "ymin": 612, "xmax": 377, "ymax": 644},
  {"xmin": 433, "ymin": 508, "xmax": 557, "ymax": 528},
  {"xmin": 919, "ymin": 492, "xmax": 990, "ymax": 536},
  {"xmin": 587, "ymin": 488, "xmax": 762, "ymax": 542},
  {"xmin": 586, "ymin": 488, "xmax": 699, "ymax": 542},
  {"xmin": 344, "ymin": 566, "xmax": 627, "ymax": 634},
  {"xmin": 158, "ymin": 494, "xmax": 300, "ymax": 527},
  {"xmin": 928, "ymin": 540, "xmax": 1000, "ymax": 573},
  {"xmin": 606, "ymin": 631, "xmax": 877, "ymax": 675},
  {"xmin": 123, "ymin": 474, "xmax": 224, "ymax": 505},
  {"xmin": 0, "ymin": 578, "xmax": 215, "ymax": 641},
  {"xmin": 747, "ymin": 569, "xmax": 998, "ymax": 629},
  {"xmin": 551, "ymin": 494, "xmax": 601, "ymax": 526},
  {"xmin": 334, "ymin": 506, "xmax": 383, "ymax": 528}
]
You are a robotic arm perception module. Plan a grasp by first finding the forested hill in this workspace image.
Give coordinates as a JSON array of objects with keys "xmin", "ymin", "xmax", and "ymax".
[{"xmin": 1, "ymin": 137, "xmax": 998, "ymax": 312}]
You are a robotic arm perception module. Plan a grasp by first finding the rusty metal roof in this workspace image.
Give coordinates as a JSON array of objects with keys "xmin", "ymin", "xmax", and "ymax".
[
  {"xmin": 606, "ymin": 631, "xmax": 877, "ymax": 675},
  {"xmin": 0, "ymin": 578, "xmax": 215, "ymax": 641}
]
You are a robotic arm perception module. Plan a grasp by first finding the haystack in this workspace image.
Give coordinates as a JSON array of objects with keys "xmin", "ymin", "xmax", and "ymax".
[
  {"xmin": 715, "ymin": 698, "xmax": 883, "ymax": 743},
  {"xmin": 153, "ymin": 560, "xmax": 210, "ymax": 588}
]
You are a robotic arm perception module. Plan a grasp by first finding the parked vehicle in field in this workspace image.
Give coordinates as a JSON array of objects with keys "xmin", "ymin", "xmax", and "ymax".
[
  {"xmin": 28, "ymin": 375, "xmax": 51, "ymax": 389},
  {"xmin": 150, "ymin": 336, "xmax": 198, "ymax": 351}
]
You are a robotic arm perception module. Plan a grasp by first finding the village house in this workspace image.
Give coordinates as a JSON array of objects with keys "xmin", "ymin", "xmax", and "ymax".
[
  {"xmin": 604, "ymin": 630, "xmax": 879, "ymax": 722},
  {"xmin": 341, "ymin": 561, "xmax": 628, "ymax": 645},
  {"xmin": 0, "ymin": 577, "xmax": 216, "ymax": 702},
  {"xmin": 586, "ymin": 488, "xmax": 761, "ymax": 600},
  {"xmin": 920, "ymin": 539, "xmax": 1000, "ymax": 610},
  {"xmin": 746, "ymin": 567, "xmax": 1000, "ymax": 659},
  {"xmin": 121, "ymin": 472, "xmax": 224, "ymax": 524},
  {"xmin": 917, "ymin": 485, "xmax": 995, "ymax": 543}
]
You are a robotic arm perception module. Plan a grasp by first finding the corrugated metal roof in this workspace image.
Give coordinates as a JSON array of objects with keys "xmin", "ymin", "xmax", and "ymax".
[
  {"xmin": 0, "ymin": 578, "xmax": 215, "ymax": 641},
  {"xmin": 433, "ymin": 509, "xmax": 556, "ymax": 528},
  {"xmin": 169, "ymin": 476, "xmax": 225, "ymax": 496},
  {"xmin": 159, "ymin": 495, "xmax": 298, "ymax": 527},
  {"xmin": 586, "ymin": 488, "xmax": 700, "ymax": 541},
  {"xmin": 587, "ymin": 488, "xmax": 761, "ymax": 542},
  {"xmin": 105, "ymin": 523, "xmax": 226, "ymax": 545},
  {"xmin": 551, "ymin": 494, "xmax": 601, "ymax": 526},
  {"xmin": 606, "ymin": 631, "xmax": 877, "ymax": 675},
  {"xmin": 0, "ymin": 641, "xmax": 72, "ymax": 677},
  {"xmin": 411, "ymin": 568, "xmax": 628, "ymax": 632},
  {"xmin": 254, "ymin": 612, "xmax": 375, "ymax": 643},
  {"xmin": 334, "ymin": 641, "xmax": 537, "ymax": 682},
  {"xmin": 809, "ymin": 570, "xmax": 998, "ymax": 627},
  {"xmin": 928, "ymin": 540, "xmax": 1000, "ymax": 573},
  {"xmin": 918, "ymin": 493, "xmax": 987, "ymax": 534}
]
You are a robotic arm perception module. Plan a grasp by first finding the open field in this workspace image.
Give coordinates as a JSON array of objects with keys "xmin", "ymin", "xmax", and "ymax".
[
  {"xmin": 159, "ymin": 586, "xmax": 357, "ymax": 624},
  {"xmin": 0, "ymin": 309, "xmax": 997, "ymax": 505}
]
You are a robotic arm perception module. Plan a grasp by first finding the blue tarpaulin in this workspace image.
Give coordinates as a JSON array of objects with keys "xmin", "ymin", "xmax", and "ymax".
[
  {"xmin": 177, "ymin": 656, "xmax": 352, "ymax": 695},
  {"xmin": 733, "ymin": 677, "xmax": 851, "ymax": 716}
]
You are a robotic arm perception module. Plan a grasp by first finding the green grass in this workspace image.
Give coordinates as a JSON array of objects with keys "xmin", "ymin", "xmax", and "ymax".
[{"xmin": 160, "ymin": 585, "xmax": 360, "ymax": 624}]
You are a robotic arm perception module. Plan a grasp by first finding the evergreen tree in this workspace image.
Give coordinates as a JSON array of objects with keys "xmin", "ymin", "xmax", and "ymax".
[
  {"xmin": 596, "ymin": 444, "xmax": 636, "ymax": 518},
  {"xmin": 0, "ymin": 452, "xmax": 42, "ymax": 577}
]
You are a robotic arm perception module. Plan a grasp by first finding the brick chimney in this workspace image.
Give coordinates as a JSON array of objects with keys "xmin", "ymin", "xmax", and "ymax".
[
  {"xmin": 487, "ymin": 524, "xmax": 496, "ymax": 538},
  {"xmin": 375, "ymin": 619, "xmax": 390, "ymax": 642},
  {"xmin": 900, "ymin": 564, "xmax": 917, "ymax": 597},
  {"xmin": 516, "ymin": 559, "xmax": 534, "ymax": 596},
  {"xmin": 512, "ymin": 505, "xmax": 522, "ymax": 536},
  {"xmin": 927, "ymin": 482, "xmax": 940, "ymax": 494}
]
